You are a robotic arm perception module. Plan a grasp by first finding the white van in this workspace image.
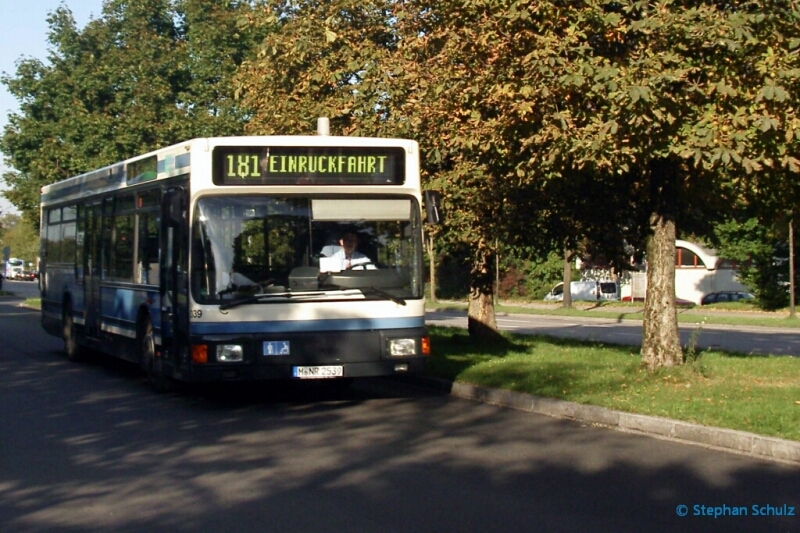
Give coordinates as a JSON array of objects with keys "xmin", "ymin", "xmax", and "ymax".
[
  {"xmin": 4, "ymin": 258, "xmax": 24, "ymax": 280},
  {"xmin": 544, "ymin": 280, "xmax": 619, "ymax": 302}
]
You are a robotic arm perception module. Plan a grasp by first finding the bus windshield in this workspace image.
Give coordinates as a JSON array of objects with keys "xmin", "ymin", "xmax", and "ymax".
[{"xmin": 191, "ymin": 196, "xmax": 423, "ymax": 304}]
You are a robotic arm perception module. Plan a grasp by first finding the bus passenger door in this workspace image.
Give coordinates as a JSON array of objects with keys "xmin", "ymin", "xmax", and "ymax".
[
  {"xmin": 161, "ymin": 186, "xmax": 189, "ymax": 370},
  {"xmin": 83, "ymin": 203, "xmax": 103, "ymax": 338}
]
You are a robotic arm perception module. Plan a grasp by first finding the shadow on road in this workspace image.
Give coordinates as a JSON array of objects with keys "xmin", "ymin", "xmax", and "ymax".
[{"xmin": 0, "ymin": 316, "xmax": 797, "ymax": 533}]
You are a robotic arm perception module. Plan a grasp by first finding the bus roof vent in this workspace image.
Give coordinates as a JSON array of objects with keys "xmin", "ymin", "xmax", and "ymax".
[{"xmin": 317, "ymin": 117, "xmax": 330, "ymax": 136}]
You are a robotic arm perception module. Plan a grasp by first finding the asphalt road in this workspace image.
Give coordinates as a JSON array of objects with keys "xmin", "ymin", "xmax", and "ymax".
[
  {"xmin": 1, "ymin": 295, "xmax": 799, "ymax": 533},
  {"xmin": 1, "ymin": 278, "xmax": 39, "ymax": 300},
  {"xmin": 426, "ymin": 309, "xmax": 800, "ymax": 356}
]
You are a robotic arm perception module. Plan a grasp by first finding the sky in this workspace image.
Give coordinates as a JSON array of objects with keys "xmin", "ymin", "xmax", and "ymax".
[{"xmin": 0, "ymin": 0, "xmax": 104, "ymax": 215}]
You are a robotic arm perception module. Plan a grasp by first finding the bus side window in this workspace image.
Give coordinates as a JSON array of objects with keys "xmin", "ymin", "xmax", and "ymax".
[
  {"xmin": 111, "ymin": 213, "xmax": 135, "ymax": 282},
  {"xmin": 137, "ymin": 212, "xmax": 159, "ymax": 285},
  {"xmin": 46, "ymin": 224, "xmax": 62, "ymax": 263}
]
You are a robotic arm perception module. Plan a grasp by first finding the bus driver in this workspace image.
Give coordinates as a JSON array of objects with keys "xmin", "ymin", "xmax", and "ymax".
[{"xmin": 329, "ymin": 231, "xmax": 372, "ymax": 270}]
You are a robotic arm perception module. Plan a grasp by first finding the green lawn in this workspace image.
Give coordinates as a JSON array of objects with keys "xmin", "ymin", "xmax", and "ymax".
[{"xmin": 426, "ymin": 326, "xmax": 800, "ymax": 441}]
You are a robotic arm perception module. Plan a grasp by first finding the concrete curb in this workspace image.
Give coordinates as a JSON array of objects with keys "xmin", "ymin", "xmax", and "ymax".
[{"xmin": 400, "ymin": 375, "xmax": 800, "ymax": 465}]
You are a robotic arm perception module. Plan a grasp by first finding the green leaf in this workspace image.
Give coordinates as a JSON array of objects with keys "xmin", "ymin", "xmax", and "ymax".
[
  {"xmin": 784, "ymin": 156, "xmax": 800, "ymax": 173},
  {"xmin": 773, "ymin": 86, "xmax": 790, "ymax": 102},
  {"xmin": 716, "ymin": 80, "xmax": 737, "ymax": 97}
]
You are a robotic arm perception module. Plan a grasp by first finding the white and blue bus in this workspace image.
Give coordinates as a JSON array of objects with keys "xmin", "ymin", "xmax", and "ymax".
[{"xmin": 40, "ymin": 123, "xmax": 440, "ymax": 390}]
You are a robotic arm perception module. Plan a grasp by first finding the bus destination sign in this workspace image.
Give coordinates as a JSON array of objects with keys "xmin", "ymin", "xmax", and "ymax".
[{"xmin": 213, "ymin": 146, "xmax": 405, "ymax": 185}]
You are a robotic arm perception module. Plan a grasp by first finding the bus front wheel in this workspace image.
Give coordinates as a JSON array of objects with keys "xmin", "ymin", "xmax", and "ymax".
[{"xmin": 139, "ymin": 319, "xmax": 174, "ymax": 393}]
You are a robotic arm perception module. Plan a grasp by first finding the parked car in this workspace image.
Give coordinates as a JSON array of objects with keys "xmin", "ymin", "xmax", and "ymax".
[
  {"xmin": 700, "ymin": 291, "xmax": 754, "ymax": 305},
  {"xmin": 544, "ymin": 280, "xmax": 619, "ymax": 302},
  {"xmin": 18, "ymin": 270, "xmax": 37, "ymax": 281}
]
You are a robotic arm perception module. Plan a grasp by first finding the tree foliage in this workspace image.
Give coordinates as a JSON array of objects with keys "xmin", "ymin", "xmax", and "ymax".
[
  {"xmin": 382, "ymin": 0, "xmax": 561, "ymax": 338},
  {"xmin": 0, "ymin": 214, "xmax": 39, "ymax": 265},
  {"xmin": 3, "ymin": 0, "xmax": 798, "ymax": 369},
  {"xmin": 1, "ymin": 0, "xmax": 261, "ymax": 226},
  {"xmin": 179, "ymin": 0, "xmax": 266, "ymax": 136},
  {"xmin": 715, "ymin": 217, "xmax": 797, "ymax": 310},
  {"xmin": 502, "ymin": 0, "xmax": 800, "ymax": 367},
  {"xmin": 392, "ymin": 0, "xmax": 797, "ymax": 361},
  {"xmin": 235, "ymin": 0, "xmax": 400, "ymax": 137}
]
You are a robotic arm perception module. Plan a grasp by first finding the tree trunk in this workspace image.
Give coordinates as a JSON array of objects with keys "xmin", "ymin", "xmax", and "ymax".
[
  {"xmin": 467, "ymin": 248, "xmax": 503, "ymax": 341},
  {"xmin": 562, "ymin": 246, "xmax": 573, "ymax": 309},
  {"xmin": 641, "ymin": 160, "xmax": 683, "ymax": 369}
]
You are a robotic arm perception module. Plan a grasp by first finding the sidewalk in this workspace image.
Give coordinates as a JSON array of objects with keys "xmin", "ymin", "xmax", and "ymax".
[
  {"xmin": 516, "ymin": 302, "xmax": 792, "ymax": 320},
  {"xmin": 433, "ymin": 299, "xmax": 797, "ymax": 322}
]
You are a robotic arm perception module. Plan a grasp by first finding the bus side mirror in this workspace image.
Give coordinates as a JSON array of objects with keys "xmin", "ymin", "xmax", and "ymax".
[{"xmin": 424, "ymin": 191, "xmax": 442, "ymax": 224}]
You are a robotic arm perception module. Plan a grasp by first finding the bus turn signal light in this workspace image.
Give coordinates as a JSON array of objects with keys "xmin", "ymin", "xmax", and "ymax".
[{"xmin": 421, "ymin": 336, "xmax": 431, "ymax": 356}]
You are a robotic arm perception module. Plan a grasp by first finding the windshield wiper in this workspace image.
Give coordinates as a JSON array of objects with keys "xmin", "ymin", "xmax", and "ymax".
[
  {"xmin": 364, "ymin": 286, "xmax": 406, "ymax": 306},
  {"xmin": 322, "ymin": 283, "xmax": 406, "ymax": 306},
  {"xmin": 217, "ymin": 283, "xmax": 261, "ymax": 297},
  {"xmin": 219, "ymin": 285, "xmax": 407, "ymax": 310},
  {"xmin": 219, "ymin": 291, "xmax": 299, "ymax": 311}
]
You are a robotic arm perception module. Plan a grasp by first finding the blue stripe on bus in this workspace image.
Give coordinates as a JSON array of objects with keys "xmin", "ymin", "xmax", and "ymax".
[{"xmin": 190, "ymin": 316, "xmax": 424, "ymax": 336}]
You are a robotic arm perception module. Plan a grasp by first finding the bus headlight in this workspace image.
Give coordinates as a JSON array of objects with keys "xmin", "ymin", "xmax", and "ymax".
[
  {"xmin": 217, "ymin": 344, "xmax": 244, "ymax": 362},
  {"xmin": 389, "ymin": 338, "xmax": 416, "ymax": 357}
]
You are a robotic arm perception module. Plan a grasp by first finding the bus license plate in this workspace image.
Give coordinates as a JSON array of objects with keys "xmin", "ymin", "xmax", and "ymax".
[{"xmin": 292, "ymin": 366, "xmax": 343, "ymax": 379}]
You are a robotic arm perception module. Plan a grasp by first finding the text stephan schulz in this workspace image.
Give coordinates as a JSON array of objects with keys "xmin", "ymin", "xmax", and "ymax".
[{"xmin": 693, "ymin": 504, "xmax": 795, "ymax": 518}]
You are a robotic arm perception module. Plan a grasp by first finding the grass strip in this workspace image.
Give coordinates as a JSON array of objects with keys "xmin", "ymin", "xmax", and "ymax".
[{"xmin": 426, "ymin": 326, "xmax": 800, "ymax": 442}]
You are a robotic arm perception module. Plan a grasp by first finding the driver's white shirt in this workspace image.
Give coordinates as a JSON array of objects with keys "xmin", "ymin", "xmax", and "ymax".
[{"xmin": 329, "ymin": 249, "xmax": 372, "ymax": 269}]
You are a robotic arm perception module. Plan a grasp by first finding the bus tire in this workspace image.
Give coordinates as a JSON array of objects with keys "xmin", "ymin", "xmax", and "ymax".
[
  {"xmin": 139, "ymin": 318, "xmax": 174, "ymax": 393},
  {"xmin": 62, "ymin": 307, "xmax": 82, "ymax": 362}
]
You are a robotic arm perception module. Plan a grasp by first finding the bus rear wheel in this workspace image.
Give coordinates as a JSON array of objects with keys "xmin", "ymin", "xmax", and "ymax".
[
  {"xmin": 62, "ymin": 309, "xmax": 82, "ymax": 362},
  {"xmin": 140, "ymin": 319, "xmax": 174, "ymax": 393}
]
